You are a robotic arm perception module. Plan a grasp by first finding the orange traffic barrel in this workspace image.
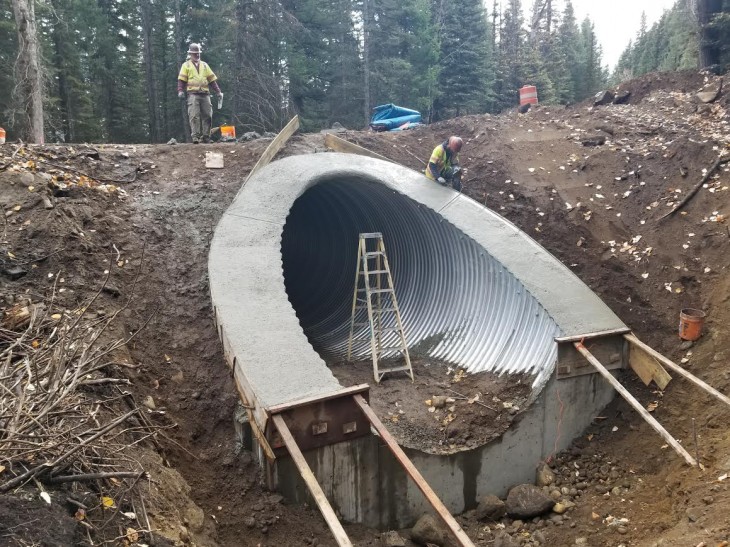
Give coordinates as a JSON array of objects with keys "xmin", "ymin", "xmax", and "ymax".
[
  {"xmin": 519, "ymin": 85, "xmax": 538, "ymax": 106},
  {"xmin": 0, "ymin": 127, "xmax": 5, "ymax": 144},
  {"xmin": 679, "ymin": 308, "xmax": 706, "ymax": 341}
]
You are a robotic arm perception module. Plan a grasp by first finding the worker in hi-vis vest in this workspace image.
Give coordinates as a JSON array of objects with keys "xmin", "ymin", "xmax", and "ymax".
[
  {"xmin": 177, "ymin": 43, "xmax": 223, "ymax": 143},
  {"xmin": 424, "ymin": 136, "xmax": 464, "ymax": 191}
]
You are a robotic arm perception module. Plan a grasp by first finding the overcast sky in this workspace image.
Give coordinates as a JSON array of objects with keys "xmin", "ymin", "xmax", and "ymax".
[{"xmin": 568, "ymin": 0, "xmax": 680, "ymax": 68}]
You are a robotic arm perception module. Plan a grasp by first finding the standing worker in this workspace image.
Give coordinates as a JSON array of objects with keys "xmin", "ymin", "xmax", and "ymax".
[
  {"xmin": 424, "ymin": 136, "xmax": 464, "ymax": 191},
  {"xmin": 177, "ymin": 43, "xmax": 223, "ymax": 143}
]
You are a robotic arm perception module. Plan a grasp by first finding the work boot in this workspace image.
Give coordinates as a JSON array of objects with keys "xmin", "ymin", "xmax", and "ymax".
[
  {"xmin": 192, "ymin": 137, "xmax": 199, "ymax": 144},
  {"xmin": 202, "ymin": 135, "xmax": 210, "ymax": 143}
]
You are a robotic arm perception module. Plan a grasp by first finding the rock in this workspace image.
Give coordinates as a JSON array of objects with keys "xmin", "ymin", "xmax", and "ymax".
[
  {"xmin": 19, "ymin": 172, "xmax": 35, "ymax": 187},
  {"xmin": 696, "ymin": 80, "xmax": 722, "ymax": 104},
  {"xmin": 595, "ymin": 485, "xmax": 609, "ymax": 494},
  {"xmin": 331, "ymin": 122, "xmax": 346, "ymax": 132},
  {"xmin": 381, "ymin": 530, "xmax": 406, "ymax": 547},
  {"xmin": 2, "ymin": 266, "xmax": 28, "ymax": 281},
  {"xmin": 431, "ymin": 395, "xmax": 448, "ymax": 409},
  {"xmin": 494, "ymin": 531, "xmax": 520, "ymax": 547},
  {"xmin": 166, "ymin": 138, "xmax": 177, "ymax": 145},
  {"xmin": 505, "ymin": 484, "xmax": 554, "ymax": 519},
  {"xmin": 553, "ymin": 503, "xmax": 568, "ymax": 514},
  {"xmin": 582, "ymin": 135, "xmax": 606, "ymax": 147},
  {"xmin": 613, "ymin": 90, "xmax": 631, "ymax": 105},
  {"xmin": 575, "ymin": 538, "xmax": 588, "ymax": 546},
  {"xmin": 594, "ymin": 124, "xmax": 615, "ymax": 135},
  {"xmin": 179, "ymin": 525, "xmax": 190, "ymax": 542},
  {"xmin": 686, "ymin": 507, "xmax": 701, "ymax": 522},
  {"xmin": 518, "ymin": 103, "xmax": 531, "ymax": 114},
  {"xmin": 476, "ymin": 495, "xmax": 506, "ymax": 521},
  {"xmin": 533, "ymin": 530, "xmax": 547, "ymax": 544},
  {"xmin": 142, "ymin": 396, "xmax": 156, "ymax": 410},
  {"xmin": 240, "ymin": 131, "xmax": 261, "ymax": 141},
  {"xmin": 611, "ymin": 487, "xmax": 622, "ymax": 496},
  {"xmin": 410, "ymin": 515, "xmax": 446, "ymax": 546},
  {"xmin": 679, "ymin": 340, "xmax": 694, "ymax": 351},
  {"xmin": 702, "ymin": 496, "xmax": 714, "ymax": 505},
  {"xmin": 244, "ymin": 517, "xmax": 256, "ymax": 528},
  {"xmin": 593, "ymin": 90, "xmax": 615, "ymax": 106},
  {"xmin": 102, "ymin": 284, "xmax": 121, "ymax": 297},
  {"xmin": 536, "ymin": 463, "xmax": 555, "ymax": 487},
  {"xmin": 263, "ymin": 131, "xmax": 277, "ymax": 138}
]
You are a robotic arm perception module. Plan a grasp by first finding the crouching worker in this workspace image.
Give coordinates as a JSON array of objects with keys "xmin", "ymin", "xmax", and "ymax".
[{"xmin": 424, "ymin": 136, "xmax": 464, "ymax": 191}]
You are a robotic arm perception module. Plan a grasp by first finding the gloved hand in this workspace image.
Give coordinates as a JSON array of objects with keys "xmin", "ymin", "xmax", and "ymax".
[
  {"xmin": 178, "ymin": 91, "xmax": 185, "ymax": 99},
  {"xmin": 437, "ymin": 177, "xmax": 446, "ymax": 184}
]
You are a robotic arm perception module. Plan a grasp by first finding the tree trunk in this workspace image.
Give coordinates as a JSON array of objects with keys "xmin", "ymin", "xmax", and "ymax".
[
  {"xmin": 140, "ymin": 0, "xmax": 160, "ymax": 142},
  {"xmin": 232, "ymin": 0, "xmax": 248, "ymax": 128},
  {"xmin": 174, "ymin": 0, "xmax": 190, "ymax": 142},
  {"xmin": 11, "ymin": 0, "xmax": 44, "ymax": 143},
  {"xmin": 50, "ymin": 0, "xmax": 71, "ymax": 142},
  {"xmin": 362, "ymin": 0, "xmax": 370, "ymax": 126},
  {"xmin": 697, "ymin": 0, "xmax": 723, "ymax": 67}
]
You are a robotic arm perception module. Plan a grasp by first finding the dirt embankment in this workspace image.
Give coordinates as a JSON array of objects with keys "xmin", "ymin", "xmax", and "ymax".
[{"xmin": 1, "ymin": 69, "xmax": 729, "ymax": 546}]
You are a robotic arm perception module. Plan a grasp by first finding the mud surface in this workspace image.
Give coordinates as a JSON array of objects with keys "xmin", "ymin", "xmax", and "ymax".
[{"xmin": 1, "ymin": 69, "xmax": 729, "ymax": 546}]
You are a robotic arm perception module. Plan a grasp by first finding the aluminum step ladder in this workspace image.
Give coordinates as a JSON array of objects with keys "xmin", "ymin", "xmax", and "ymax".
[{"xmin": 347, "ymin": 233, "xmax": 413, "ymax": 383}]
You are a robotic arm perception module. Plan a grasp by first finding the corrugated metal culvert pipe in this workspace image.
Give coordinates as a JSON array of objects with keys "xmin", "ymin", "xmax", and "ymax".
[{"xmin": 282, "ymin": 176, "xmax": 561, "ymax": 388}]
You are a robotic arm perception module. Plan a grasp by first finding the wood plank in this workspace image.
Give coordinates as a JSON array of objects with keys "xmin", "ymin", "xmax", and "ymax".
[
  {"xmin": 271, "ymin": 414, "xmax": 353, "ymax": 547},
  {"xmin": 629, "ymin": 342, "xmax": 672, "ymax": 390},
  {"xmin": 625, "ymin": 333, "xmax": 730, "ymax": 408},
  {"xmin": 353, "ymin": 394, "xmax": 476, "ymax": 547},
  {"xmin": 238, "ymin": 115, "xmax": 300, "ymax": 196},
  {"xmin": 324, "ymin": 133, "xmax": 393, "ymax": 163},
  {"xmin": 266, "ymin": 384, "xmax": 369, "ymax": 415},
  {"xmin": 234, "ymin": 377, "xmax": 276, "ymax": 461},
  {"xmin": 574, "ymin": 342, "xmax": 696, "ymax": 466},
  {"xmin": 554, "ymin": 327, "xmax": 631, "ymax": 343}
]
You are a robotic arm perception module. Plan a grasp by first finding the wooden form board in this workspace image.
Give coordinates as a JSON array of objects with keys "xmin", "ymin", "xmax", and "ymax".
[
  {"xmin": 236, "ymin": 115, "xmax": 300, "ymax": 198},
  {"xmin": 629, "ymin": 342, "xmax": 672, "ymax": 390},
  {"xmin": 324, "ymin": 133, "xmax": 393, "ymax": 163}
]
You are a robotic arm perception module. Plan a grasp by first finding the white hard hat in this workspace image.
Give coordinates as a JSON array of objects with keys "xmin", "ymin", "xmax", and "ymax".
[{"xmin": 188, "ymin": 43, "xmax": 202, "ymax": 54}]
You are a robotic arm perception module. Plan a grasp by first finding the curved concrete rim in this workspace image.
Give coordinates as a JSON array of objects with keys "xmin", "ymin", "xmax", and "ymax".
[{"xmin": 209, "ymin": 153, "xmax": 625, "ymax": 415}]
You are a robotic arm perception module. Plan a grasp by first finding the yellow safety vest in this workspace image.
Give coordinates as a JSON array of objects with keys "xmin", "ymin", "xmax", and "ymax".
[
  {"xmin": 424, "ymin": 143, "xmax": 456, "ymax": 180},
  {"xmin": 178, "ymin": 60, "xmax": 217, "ymax": 94}
]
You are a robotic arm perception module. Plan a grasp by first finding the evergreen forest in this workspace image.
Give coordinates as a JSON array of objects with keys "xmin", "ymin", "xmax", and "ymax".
[{"xmin": 1, "ymin": 0, "xmax": 728, "ymax": 143}]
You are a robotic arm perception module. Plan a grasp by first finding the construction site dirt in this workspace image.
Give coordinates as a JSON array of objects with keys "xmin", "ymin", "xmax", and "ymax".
[{"xmin": 1, "ymin": 69, "xmax": 729, "ymax": 546}]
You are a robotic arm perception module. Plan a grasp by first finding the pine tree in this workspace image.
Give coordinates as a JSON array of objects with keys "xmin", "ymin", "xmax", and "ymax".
[
  {"xmin": 434, "ymin": 0, "xmax": 490, "ymax": 118},
  {"xmin": 554, "ymin": 0, "xmax": 581, "ymax": 104}
]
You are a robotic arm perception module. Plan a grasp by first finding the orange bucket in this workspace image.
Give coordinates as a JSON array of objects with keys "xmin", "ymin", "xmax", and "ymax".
[
  {"xmin": 220, "ymin": 125, "xmax": 236, "ymax": 141},
  {"xmin": 0, "ymin": 127, "xmax": 6, "ymax": 145},
  {"xmin": 678, "ymin": 308, "xmax": 706, "ymax": 341}
]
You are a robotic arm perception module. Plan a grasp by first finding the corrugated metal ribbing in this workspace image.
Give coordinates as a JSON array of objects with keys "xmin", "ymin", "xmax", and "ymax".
[{"xmin": 282, "ymin": 179, "xmax": 562, "ymax": 387}]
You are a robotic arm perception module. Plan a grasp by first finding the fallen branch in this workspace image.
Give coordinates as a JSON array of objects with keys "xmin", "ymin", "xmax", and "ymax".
[
  {"xmin": 48, "ymin": 471, "xmax": 144, "ymax": 484},
  {"xmin": 658, "ymin": 154, "xmax": 730, "ymax": 221}
]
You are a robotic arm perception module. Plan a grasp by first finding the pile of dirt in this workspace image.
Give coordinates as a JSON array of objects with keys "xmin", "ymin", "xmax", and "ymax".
[
  {"xmin": 1, "ymin": 68, "xmax": 729, "ymax": 546},
  {"xmin": 330, "ymin": 359, "xmax": 531, "ymax": 453}
]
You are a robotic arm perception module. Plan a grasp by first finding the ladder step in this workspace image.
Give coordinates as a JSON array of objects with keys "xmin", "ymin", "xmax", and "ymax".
[
  {"xmin": 368, "ymin": 288, "xmax": 394, "ymax": 294},
  {"xmin": 363, "ymin": 252, "xmax": 385, "ymax": 258},
  {"xmin": 360, "ymin": 270, "xmax": 388, "ymax": 275},
  {"xmin": 359, "ymin": 232, "xmax": 383, "ymax": 239},
  {"xmin": 377, "ymin": 365, "xmax": 412, "ymax": 373}
]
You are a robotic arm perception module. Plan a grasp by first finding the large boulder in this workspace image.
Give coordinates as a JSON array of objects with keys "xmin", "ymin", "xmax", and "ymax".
[
  {"xmin": 593, "ymin": 90, "xmax": 615, "ymax": 106},
  {"xmin": 505, "ymin": 484, "xmax": 554, "ymax": 519}
]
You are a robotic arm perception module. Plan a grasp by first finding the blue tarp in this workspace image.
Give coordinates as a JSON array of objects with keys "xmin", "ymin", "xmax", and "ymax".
[{"xmin": 369, "ymin": 103, "xmax": 422, "ymax": 131}]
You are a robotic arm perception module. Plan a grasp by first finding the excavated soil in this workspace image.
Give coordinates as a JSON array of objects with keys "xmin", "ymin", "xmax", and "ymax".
[
  {"xmin": 1, "ymin": 69, "xmax": 729, "ymax": 546},
  {"xmin": 330, "ymin": 358, "xmax": 531, "ymax": 453}
]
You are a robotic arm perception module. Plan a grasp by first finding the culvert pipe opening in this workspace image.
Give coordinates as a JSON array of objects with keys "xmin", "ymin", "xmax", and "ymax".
[{"xmin": 281, "ymin": 176, "xmax": 560, "ymax": 386}]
